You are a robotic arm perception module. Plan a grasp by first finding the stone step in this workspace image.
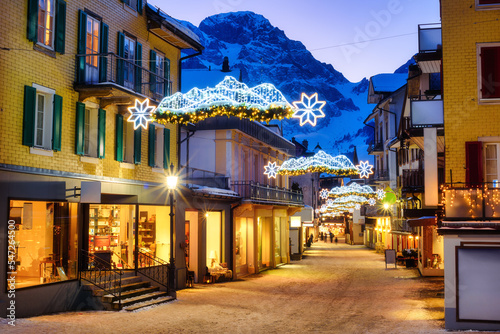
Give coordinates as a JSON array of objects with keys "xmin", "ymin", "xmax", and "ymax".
[
  {"xmin": 123, "ymin": 296, "xmax": 175, "ymax": 312},
  {"xmin": 93, "ymin": 280, "xmax": 151, "ymax": 297},
  {"xmin": 82, "ymin": 276, "xmax": 143, "ymax": 290},
  {"xmin": 112, "ymin": 291, "xmax": 169, "ymax": 309},
  {"xmin": 102, "ymin": 285, "xmax": 160, "ymax": 303}
]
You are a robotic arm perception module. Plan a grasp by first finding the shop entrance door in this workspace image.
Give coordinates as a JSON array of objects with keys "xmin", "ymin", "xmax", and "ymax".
[{"xmin": 88, "ymin": 204, "xmax": 135, "ymax": 269}]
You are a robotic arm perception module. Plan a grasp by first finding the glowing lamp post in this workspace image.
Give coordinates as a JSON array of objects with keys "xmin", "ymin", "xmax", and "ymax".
[{"xmin": 166, "ymin": 164, "xmax": 178, "ymax": 294}]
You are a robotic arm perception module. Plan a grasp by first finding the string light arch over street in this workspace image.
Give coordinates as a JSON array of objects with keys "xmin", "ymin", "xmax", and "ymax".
[{"xmin": 278, "ymin": 151, "xmax": 358, "ymax": 176}]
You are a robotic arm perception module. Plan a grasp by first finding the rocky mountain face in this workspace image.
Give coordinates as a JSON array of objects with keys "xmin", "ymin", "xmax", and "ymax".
[{"xmin": 180, "ymin": 11, "xmax": 398, "ymax": 160}]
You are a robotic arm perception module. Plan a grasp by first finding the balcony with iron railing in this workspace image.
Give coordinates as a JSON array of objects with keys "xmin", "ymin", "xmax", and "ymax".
[
  {"xmin": 401, "ymin": 169, "xmax": 424, "ymax": 192},
  {"xmin": 180, "ymin": 167, "xmax": 230, "ymax": 189},
  {"xmin": 372, "ymin": 169, "xmax": 390, "ymax": 182},
  {"xmin": 74, "ymin": 53, "xmax": 172, "ymax": 105},
  {"xmin": 368, "ymin": 141, "xmax": 384, "ymax": 155},
  {"xmin": 231, "ymin": 181, "xmax": 303, "ymax": 206},
  {"xmin": 440, "ymin": 183, "xmax": 500, "ymax": 228}
]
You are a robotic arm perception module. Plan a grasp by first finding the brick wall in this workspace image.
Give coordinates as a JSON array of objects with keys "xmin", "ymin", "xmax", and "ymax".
[
  {"xmin": 0, "ymin": 0, "xmax": 180, "ymax": 183},
  {"xmin": 442, "ymin": 0, "xmax": 500, "ymax": 183}
]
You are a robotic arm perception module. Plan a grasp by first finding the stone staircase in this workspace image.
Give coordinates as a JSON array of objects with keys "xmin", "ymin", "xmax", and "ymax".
[{"xmin": 82, "ymin": 274, "xmax": 174, "ymax": 311}]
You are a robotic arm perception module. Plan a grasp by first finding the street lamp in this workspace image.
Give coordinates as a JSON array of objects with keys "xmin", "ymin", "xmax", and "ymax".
[{"xmin": 166, "ymin": 163, "xmax": 178, "ymax": 295}]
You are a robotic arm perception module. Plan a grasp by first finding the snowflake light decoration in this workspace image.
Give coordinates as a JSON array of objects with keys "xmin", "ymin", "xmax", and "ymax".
[
  {"xmin": 264, "ymin": 161, "xmax": 280, "ymax": 179},
  {"xmin": 356, "ymin": 161, "xmax": 374, "ymax": 179},
  {"xmin": 368, "ymin": 198, "xmax": 376, "ymax": 206},
  {"xmin": 355, "ymin": 203, "xmax": 361, "ymax": 210},
  {"xmin": 292, "ymin": 93, "xmax": 326, "ymax": 127},
  {"xmin": 128, "ymin": 99, "xmax": 155, "ymax": 130},
  {"xmin": 376, "ymin": 189, "xmax": 385, "ymax": 200},
  {"xmin": 319, "ymin": 188, "xmax": 329, "ymax": 200}
]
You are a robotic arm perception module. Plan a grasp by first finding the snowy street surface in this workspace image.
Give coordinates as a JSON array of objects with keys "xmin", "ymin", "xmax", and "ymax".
[{"xmin": 0, "ymin": 238, "xmax": 482, "ymax": 333}]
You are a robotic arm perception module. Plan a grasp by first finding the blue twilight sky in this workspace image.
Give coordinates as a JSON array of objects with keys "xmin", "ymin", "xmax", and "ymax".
[{"xmin": 148, "ymin": 0, "xmax": 441, "ymax": 83}]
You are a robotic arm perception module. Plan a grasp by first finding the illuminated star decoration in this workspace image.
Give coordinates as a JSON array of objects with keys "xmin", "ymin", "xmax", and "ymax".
[
  {"xmin": 319, "ymin": 188, "xmax": 329, "ymax": 200},
  {"xmin": 264, "ymin": 161, "xmax": 280, "ymax": 179},
  {"xmin": 128, "ymin": 99, "xmax": 155, "ymax": 130},
  {"xmin": 292, "ymin": 93, "xmax": 326, "ymax": 127},
  {"xmin": 356, "ymin": 161, "xmax": 374, "ymax": 179},
  {"xmin": 376, "ymin": 189, "xmax": 385, "ymax": 200},
  {"xmin": 368, "ymin": 198, "xmax": 376, "ymax": 206}
]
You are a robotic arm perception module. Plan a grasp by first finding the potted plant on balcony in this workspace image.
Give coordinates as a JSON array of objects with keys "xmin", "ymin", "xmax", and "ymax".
[{"xmin": 402, "ymin": 249, "xmax": 418, "ymax": 268}]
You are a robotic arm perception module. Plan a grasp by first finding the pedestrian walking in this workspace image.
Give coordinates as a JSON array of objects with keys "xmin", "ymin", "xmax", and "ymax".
[
  {"xmin": 319, "ymin": 232, "xmax": 323, "ymax": 241},
  {"xmin": 335, "ymin": 237, "xmax": 338, "ymax": 244},
  {"xmin": 329, "ymin": 231, "xmax": 334, "ymax": 243}
]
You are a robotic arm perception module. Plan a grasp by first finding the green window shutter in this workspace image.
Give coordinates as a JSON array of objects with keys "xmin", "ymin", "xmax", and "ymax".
[
  {"xmin": 27, "ymin": 0, "xmax": 38, "ymax": 42},
  {"xmin": 23, "ymin": 85, "xmax": 36, "ymax": 147},
  {"xmin": 115, "ymin": 114, "xmax": 123, "ymax": 162},
  {"xmin": 148, "ymin": 124, "xmax": 156, "ymax": 167},
  {"xmin": 137, "ymin": 0, "xmax": 143, "ymax": 14},
  {"xmin": 99, "ymin": 23, "xmax": 109, "ymax": 83},
  {"xmin": 149, "ymin": 50, "xmax": 157, "ymax": 94},
  {"xmin": 75, "ymin": 102, "xmax": 85, "ymax": 155},
  {"xmin": 52, "ymin": 94, "xmax": 63, "ymax": 151},
  {"xmin": 163, "ymin": 128, "xmax": 170, "ymax": 168},
  {"xmin": 55, "ymin": 0, "xmax": 66, "ymax": 54},
  {"xmin": 134, "ymin": 128, "xmax": 141, "ymax": 164},
  {"xmin": 117, "ymin": 32, "xmax": 125, "ymax": 86},
  {"xmin": 77, "ymin": 10, "xmax": 88, "ymax": 83},
  {"xmin": 164, "ymin": 58, "xmax": 171, "ymax": 96},
  {"xmin": 134, "ymin": 42, "xmax": 142, "ymax": 93},
  {"xmin": 98, "ymin": 109, "xmax": 106, "ymax": 159}
]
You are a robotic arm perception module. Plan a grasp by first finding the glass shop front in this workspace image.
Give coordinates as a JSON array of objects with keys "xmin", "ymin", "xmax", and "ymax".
[{"xmin": 87, "ymin": 204, "xmax": 171, "ymax": 270}]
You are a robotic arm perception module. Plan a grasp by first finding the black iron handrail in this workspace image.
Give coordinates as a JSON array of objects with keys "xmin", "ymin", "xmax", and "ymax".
[
  {"xmin": 231, "ymin": 181, "xmax": 303, "ymax": 205},
  {"xmin": 136, "ymin": 250, "xmax": 169, "ymax": 290},
  {"xmin": 79, "ymin": 249, "xmax": 122, "ymax": 309},
  {"xmin": 75, "ymin": 52, "xmax": 172, "ymax": 102}
]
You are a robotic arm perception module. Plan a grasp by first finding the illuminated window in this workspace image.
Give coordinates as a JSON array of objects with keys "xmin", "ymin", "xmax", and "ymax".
[
  {"xmin": 9, "ymin": 200, "xmax": 78, "ymax": 288},
  {"xmin": 85, "ymin": 15, "xmax": 100, "ymax": 83},
  {"xmin": 478, "ymin": 44, "xmax": 500, "ymax": 101},
  {"xmin": 37, "ymin": 0, "xmax": 55, "ymax": 48}
]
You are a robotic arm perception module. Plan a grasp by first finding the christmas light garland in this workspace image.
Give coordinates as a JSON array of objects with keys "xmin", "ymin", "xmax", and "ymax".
[
  {"xmin": 278, "ymin": 151, "xmax": 358, "ymax": 176},
  {"xmin": 154, "ymin": 76, "xmax": 294, "ymax": 125},
  {"xmin": 328, "ymin": 183, "xmax": 378, "ymax": 198}
]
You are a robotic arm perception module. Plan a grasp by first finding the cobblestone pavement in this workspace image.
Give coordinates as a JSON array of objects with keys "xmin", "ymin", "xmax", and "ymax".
[{"xmin": 2, "ymin": 238, "xmax": 458, "ymax": 334}]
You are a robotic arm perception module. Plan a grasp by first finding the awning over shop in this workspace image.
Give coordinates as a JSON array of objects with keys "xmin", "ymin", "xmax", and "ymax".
[{"xmin": 407, "ymin": 216, "xmax": 436, "ymax": 227}]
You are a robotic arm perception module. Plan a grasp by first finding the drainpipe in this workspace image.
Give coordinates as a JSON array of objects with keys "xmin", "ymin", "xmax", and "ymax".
[{"xmin": 363, "ymin": 118, "xmax": 376, "ymax": 178}]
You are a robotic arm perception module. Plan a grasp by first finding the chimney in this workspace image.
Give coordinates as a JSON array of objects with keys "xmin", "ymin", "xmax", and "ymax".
[
  {"xmin": 302, "ymin": 139, "xmax": 308, "ymax": 150},
  {"xmin": 222, "ymin": 56, "xmax": 230, "ymax": 72}
]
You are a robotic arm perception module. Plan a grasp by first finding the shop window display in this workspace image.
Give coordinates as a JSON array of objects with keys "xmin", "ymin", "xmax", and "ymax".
[{"xmin": 9, "ymin": 200, "xmax": 78, "ymax": 288}]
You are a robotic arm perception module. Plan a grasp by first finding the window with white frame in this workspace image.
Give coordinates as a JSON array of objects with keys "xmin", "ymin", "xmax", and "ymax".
[
  {"xmin": 476, "ymin": 0, "xmax": 500, "ymax": 9},
  {"xmin": 124, "ymin": 0, "xmax": 139, "ymax": 11},
  {"xmin": 37, "ymin": 0, "xmax": 55, "ymax": 49},
  {"xmin": 155, "ymin": 52, "xmax": 165, "ymax": 96},
  {"xmin": 34, "ymin": 84, "xmax": 54, "ymax": 150},
  {"xmin": 154, "ymin": 126, "xmax": 164, "ymax": 168},
  {"xmin": 484, "ymin": 143, "xmax": 500, "ymax": 183},
  {"xmin": 84, "ymin": 106, "xmax": 98, "ymax": 157},
  {"xmin": 478, "ymin": 43, "xmax": 500, "ymax": 101},
  {"xmin": 85, "ymin": 15, "xmax": 100, "ymax": 83}
]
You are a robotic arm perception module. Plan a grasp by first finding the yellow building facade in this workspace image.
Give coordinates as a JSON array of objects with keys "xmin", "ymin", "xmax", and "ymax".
[{"xmin": 0, "ymin": 0, "xmax": 202, "ymax": 317}]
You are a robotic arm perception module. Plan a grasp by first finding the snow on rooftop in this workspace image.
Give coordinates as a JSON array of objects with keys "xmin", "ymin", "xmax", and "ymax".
[
  {"xmin": 146, "ymin": 3, "xmax": 202, "ymax": 46},
  {"xmin": 371, "ymin": 73, "xmax": 407, "ymax": 93},
  {"xmin": 192, "ymin": 186, "xmax": 240, "ymax": 198}
]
